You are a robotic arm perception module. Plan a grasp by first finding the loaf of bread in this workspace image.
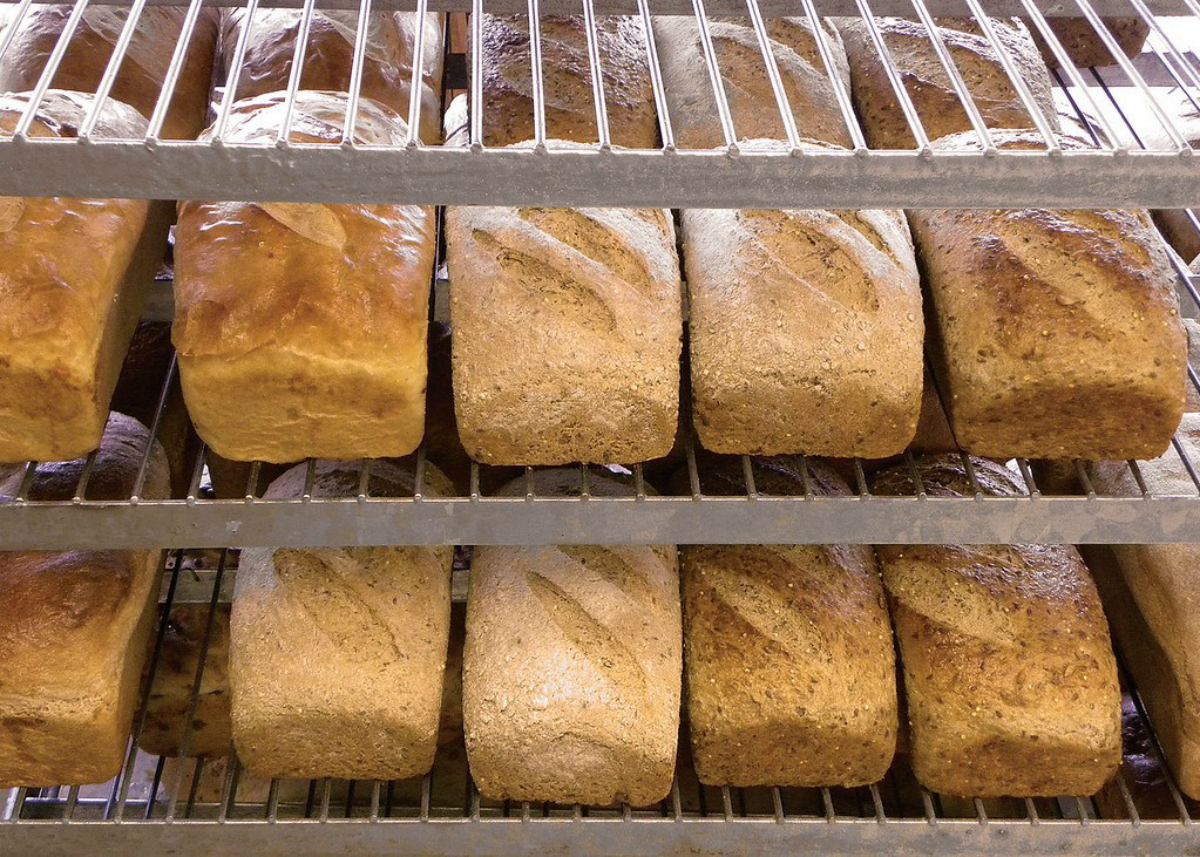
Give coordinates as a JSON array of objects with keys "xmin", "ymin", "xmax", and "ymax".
[
  {"xmin": 654, "ymin": 16, "xmax": 852, "ymax": 148},
  {"xmin": 445, "ymin": 184, "xmax": 682, "ymax": 465},
  {"xmin": 872, "ymin": 454, "xmax": 1121, "ymax": 797},
  {"xmin": 836, "ymin": 17, "xmax": 1059, "ymax": 148},
  {"xmin": 477, "ymin": 15, "xmax": 656, "ymax": 147},
  {"xmin": 682, "ymin": 157, "xmax": 923, "ymax": 457},
  {"xmin": 140, "ymin": 603, "xmax": 232, "ymax": 758},
  {"xmin": 0, "ymin": 7, "xmax": 218, "ymax": 139},
  {"xmin": 174, "ymin": 91, "xmax": 435, "ymax": 463},
  {"xmin": 910, "ymin": 130, "xmax": 1186, "ymax": 460},
  {"xmin": 222, "ymin": 9, "xmax": 445, "ymax": 144},
  {"xmin": 1087, "ymin": 415, "xmax": 1200, "ymax": 799},
  {"xmin": 1027, "ymin": 17, "xmax": 1149, "ymax": 70},
  {"xmin": 0, "ymin": 413, "xmax": 169, "ymax": 787},
  {"xmin": 681, "ymin": 457, "xmax": 897, "ymax": 787},
  {"xmin": 1153, "ymin": 201, "xmax": 1200, "ymax": 267},
  {"xmin": 231, "ymin": 460, "xmax": 453, "ymax": 780},
  {"xmin": 463, "ymin": 470, "xmax": 681, "ymax": 806},
  {"xmin": 1095, "ymin": 695, "xmax": 1200, "ymax": 819},
  {"xmin": 0, "ymin": 91, "xmax": 171, "ymax": 463}
]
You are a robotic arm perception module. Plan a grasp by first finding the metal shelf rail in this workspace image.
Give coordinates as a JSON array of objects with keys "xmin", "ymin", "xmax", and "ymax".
[
  {"xmin": 0, "ymin": 0, "xmax": 1196, "ymax": 206},
  {"xmin": 1, "ymin": 547, "xmax": 1196, "ymax": 856}
]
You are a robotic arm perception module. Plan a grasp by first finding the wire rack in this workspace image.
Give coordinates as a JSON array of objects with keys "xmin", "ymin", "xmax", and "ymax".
[
  {"xmin": 0, "ymin": 0, "xmax": 1196, "ymax": 205},
  {"xmin": 0, "ymin": 547, "xmax": 1195, "ymax": 856},
  {"xmin": 5, "ymin": 45, "xmax": 1200, "ymax": 550}
]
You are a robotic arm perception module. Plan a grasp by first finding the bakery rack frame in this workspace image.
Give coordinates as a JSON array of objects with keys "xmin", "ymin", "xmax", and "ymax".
[
  {"xmin": 3, "ymin": 547, "xmax": 1198, "ymax": 857},
  {"xmin": 0, "ymin": 0, "xmax": 1197, "ymax": 207},
  {"xmin": 4, "ymin": 0, "xmax": 1200, "ymax": 547}
]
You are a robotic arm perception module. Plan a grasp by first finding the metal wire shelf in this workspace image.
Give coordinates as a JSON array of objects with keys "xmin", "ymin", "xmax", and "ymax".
[
  {"xmin": 2, "ymin": 547, "xmax": 1196, "ymax": 856},
  {"xmin": 0, "ymin": 0, "xmax": 1196, "ymax": 205}
]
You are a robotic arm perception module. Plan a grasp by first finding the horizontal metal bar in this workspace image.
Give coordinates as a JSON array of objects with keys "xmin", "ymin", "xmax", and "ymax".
[
  {"xmin": 1, "ymin": 143, "xmax": 1198, "ymax": 208},
  {"xmin": 0, "ymin": 816, "xmax": 1194, "ymax": 855},
  {"xmin": 2, "ymin": 495, "xmax": 1200, "ymax": 548},
  {"xmin": 0, "ymin": 0, "xmax": 1179, "ymax": 12}
]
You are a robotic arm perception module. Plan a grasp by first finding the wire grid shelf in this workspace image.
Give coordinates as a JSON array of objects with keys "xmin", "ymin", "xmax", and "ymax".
[
  {"xmin": 5, "ymin": 50, "xmax": 1200, "ymax": 549},
  {"xmin": 0, "ymin": 547, "xmax": 1196, "ymax": 856},
  {"xmin": 0, "ymin": 0, "xmax": 1195, "ymax": 205}
]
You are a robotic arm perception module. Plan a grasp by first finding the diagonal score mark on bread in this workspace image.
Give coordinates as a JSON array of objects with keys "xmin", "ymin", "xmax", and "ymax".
[
  {"xmin": 517, "ymin": 209, "xmax": 660, "ymax": 299},
  {"xmin": 556, "ymin": 546, "xmax": 659, "ymax": 608},
  {"xmin": 272, "ymin": 548, "xmax": 405, "ymax": 662},
  {"xmin": 702, "ymin": 546, "xmax": 834, "ymax": 663},
  {"xmin": 524, "ymin": 570, "xmax": 649, "ymax": 698},
  {"xmin": 257, "ymin": 203, "xmax": 348, "ymax": 251},
  {"xmin": 0, "ymin": 197, "xmax": 24, "ymax": 232}
]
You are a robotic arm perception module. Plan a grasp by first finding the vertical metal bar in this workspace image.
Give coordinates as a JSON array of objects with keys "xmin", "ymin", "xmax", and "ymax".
[
  {"xmin": 405, "ymin": 0, "xmax": 431, "ymax": 147},
  {"xmin": 1114, "ymin": 771, "xmax": 1141, "ymax": 823},
  {"xmin": 72, "ymin": 450, "xmax": 100, "ymax": 503},
  {"xmin": 266, "ymin": 779, "xmax": 281, "ymax": 821},
  {"xmin": 469, "ymin": 460, "xmax": 481, "ymax": 500},
  {"xmin": 741, "ymin": 456, "xmax": 758, "ymax": 498},
  {"xmin": 960, "ymin": 452, "xmax": 983, "ymax": 497},
  {"xmin": 797, "ymin": 0, "xmax": 866, "ymax": 150},
  {"xmin": 13, "ymin": 0, "xmax": 94, "ymax": 139},
  {"xmin": 1018, "ymin": 0, "xmax": 1119, "ymax": 151},
  {"xmin": 689, "ymin": 0, "xmax": 737, "ymax": 150},
  {"xmin": 144, "ymin": 757, "xmax": 166, "ymax": 820},
  {"xmin": 771, "ymin": 787, "xmax": 784, "ymax": 821},
  {"xmin": 904, "ymin": 0, "xmax": 992, "ymax": 151},
  {"xmin": 245, "ymin": 461, "xmax": 262, "ymax": 501},
  {"xmin": 821, "ymin": 787, "xmax": 835, "ymax": 819},
  {"xmin": 921, "ymin": 788, "xmax": 937, "ymax": 822},
  {"xmin": 132, "ymin": 356, "xmax": 178, "ymax": 500},
  {"xmin": 79, "ymin": 0, "xmax": 151, "ymax": 139},
  {"xmin": 213, "ymin": 0, "xmax": 262, "ymax": 142},
  {"xmin": 526, "ymin": 0, "xmax": 547, "ymax": 149},
  {"xmin": 14, "ymin": 461, "xmax": 37, "ymax": 502},
  {"xmin": 166, "ymin": 549, "xmax": 230, "ymax": 820},
  {"xmin": 633, "ymin": 463, "xmax": 647, "ymax": 499},
  {"xmin": 973, "ymin": 797, "xmax": 988, "ymax": 822},
  {"xmin": 636, "ymin": 0, "xmax": 674, "ymax": 150},
  {"xmin": 414, "ymin": 444, "xmax": 428, "ymax": 499},
  {"xmin": 745, "ymin": 0, "xmax": 799, "ymax": 150},
  {"xmin": 684, "ymin": 434, "xmax": 702, "ymax": 499},
  {"xmin": 1017, "ymin": 459, "xmax": 1041, "ymax": 498},
  {"xmin": 0, "ymin": 0, "xmax": 36, "ymax": 71},
  {"xmin": 277, "ymin": 0, "xmax": 321, "ymax": 144},
  {"xmin": 302, "ymin": 458, "xmax": 318, "ymax": 501},
  {"xmin": 319, "ymin": 778, "xmax": 332, "ymax": 821},
  {"xmin": 1067, "ymin": 0, "xmax": 1187, "ymax": 149},
  {"xmin": 1025, "ymin": 797, "xmax": 1040, "ymax": 822},
  {"xmin": 62, "ymin": 786, "xmax": 80, "ymax": 823},
  {"xmin": 1127, "ymin": 460, "xmax": 1151, "ymax": 498},
  {"xmin": 186, "ymin": 444, "xmax": 207, "ymax": 503},
  {"xmin": 369, "ymin": 780, "xmax": 381, "ymax": 821},
  {"xmin": 469, "ymin": 0, "xmax": 484, "ymax": 148},
  {"xmin": 798, "ymin": 455, "xmax": 813, "ymax": 498},
  {"xmin": 869, "ymin": 784, "xmax": 886, "ymax": 822},
  {"xmin": 524, "ymin": 465, "xmax": 535, "ymax": 499},
  {"xmin": 6, "ymin": 788, "xmax": 27, "ymax": 822},
  {"xmin": 421, "ymin": 775, "xmax": 432, "ymax": 820},
  {"xmin": 357, "ymin": 458, "xmax": 372, "ymax": 499},
  {"xmin": 114, "ymin": 549, "xmax": 184, "ymax": 820},
  {"xmin": 217, "ymin": 757, "xmax": 242, "ymax": 822},
  {"xmin": 341, "ymin": 0, "xmax": 375, "ymax": 144},
  {"xmin": 144, "ymin": 0, "xmax": 206, "ymax": 141},
  {"xmin": 579, "ymin": 463, "xmax": 591, "ymax": 499},
  {"xmin": 1171, "ymin": 436, "xmax": 1200, "ymax": 495},
  {"xmin": 853, "ymin": 459, "xmax": 870, "ymax": 497},
  {"xmin": 904, "ymin": 450, "xmax": 926, "ymax": 497},
  {"xmin": 1074, "ymin": 460, "xmax": 1097, "ymax": 498},
  {"xmin": 580, "ymin": 0, "xmax": 611, "ymax": 149},
  {"xmin": 959, "ymin": 0, "xmax": 1060, "ymax": 149},
  {"xmin": 848, "ymin": 1, "xmax": 930, "ymax": 150}
]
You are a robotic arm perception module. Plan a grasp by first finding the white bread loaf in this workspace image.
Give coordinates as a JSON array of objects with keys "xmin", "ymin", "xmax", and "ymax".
[
  {"xmin": 0, "ymin": 413, "xmax": 169, "ymax": 787},
  {"xmin": 174, "ymin": 91, "xmax": 436, "ymax": 463},
  {"xmin": 0, "ymin": 91, "xmax": 166, "ymax": 463},
  {"xmin": 222, "ymin": 8, "xmax": 445, "ymax": 144}
]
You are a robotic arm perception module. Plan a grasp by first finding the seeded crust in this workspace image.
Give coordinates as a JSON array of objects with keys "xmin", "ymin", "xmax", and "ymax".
[
  {"xmin": 445, "ymin": 161, "xmax": 683, "ymax": 465},
  {"xmin": 0, "ymin": 413, "xmax": 169, "ymax": 787},
  {"xmin": 230, "ymin": 460, "xmax": 454, "ymax": 781},
  {"xmin": 872, "ymin": 454, "xmax": 1122, "ymax": 798},
  {"xmin": 680, "ymin": 458, "xmax": 897, "ymax": 787},
  {"xmin": 682, "ymin": 141, "xmax": 924, "ymax": 457},
  {"xmin": 1025, "ymin": 17, "xmax": 1149, "ymax": 71},
  {"xmin": 909, "ymin": 130, "xmax": 1186, "ymax": 460},
  {"xmin": 835, "ymin": 16, "xmax": 1059, "ymax": 149},
  {"xmin": 222, "ymin": 9, "xmax": 445, "ymax": 144},
  {"xmin": 1088, "ymin": 415, "xmax": 1200, "ymax": 799},
  {"xmin": 654, "ymin": 16, "xmax": 853, "ymax": 148},
  {"xmin": 463, "ymin": 470, "xmax": 681, "ymax": 806},
  {"xmin": 477, "ymin": 15, "xmax": 657, "ymax": 148}
]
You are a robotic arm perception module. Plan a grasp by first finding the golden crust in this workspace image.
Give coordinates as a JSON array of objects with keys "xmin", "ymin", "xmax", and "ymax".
[{"xmin": 174, "ymin": 92, "xmax": 435, "ymax": 462}]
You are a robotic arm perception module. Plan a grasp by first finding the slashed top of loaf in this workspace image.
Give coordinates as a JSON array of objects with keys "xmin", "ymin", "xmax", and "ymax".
[
  {"xmin": 836, "ymin": 16, "xmax": 1060, "ymax": 148},
  {"xmin": 0, "ymin": 91, "xmax": 151, "ymax": 355},
  {"xmin": 655, "ymin": 16, "xmax": 853, "ymax": 148},
  {"xmin": 910, "ymin": 129, "xmax": 1185, "ymax": 394},
  {"xmin": 871, "ymin": 452, "xmax": 1024, "ymax": 498},
  {"xmin": 478, "ymin": 14, "xmax": 656, "ymax": 148},
  {"xmin": 262, "ymin": 457, "xmax": 454, "ymax": 501},
  {"xmin": 174, "ymin": 92, "xmax": 435, "ymax": 362}
]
